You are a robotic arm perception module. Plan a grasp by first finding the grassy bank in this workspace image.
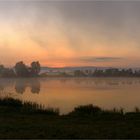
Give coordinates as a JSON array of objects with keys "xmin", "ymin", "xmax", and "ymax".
[{"xmin": 0, "ymin": 97, "xmax": 140, "ymax": 138}]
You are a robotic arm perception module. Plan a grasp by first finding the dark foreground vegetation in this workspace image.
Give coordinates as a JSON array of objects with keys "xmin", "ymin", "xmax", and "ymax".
[{"xmin": 0, "ymin": 97, "xmax": 140, "ymax": 138}]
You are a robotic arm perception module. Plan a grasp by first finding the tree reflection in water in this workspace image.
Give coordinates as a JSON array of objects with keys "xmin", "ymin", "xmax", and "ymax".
[
  {"xmin": 0, "ymin": 85, "xmax": 4, "ymax": 91},
  {"xmin": 0, "ymin": 78, "xmax": 140, "ymax": 95},
  {"xmin": 15, "ymin": 79, "xmax": 40, "ymax": 94}
]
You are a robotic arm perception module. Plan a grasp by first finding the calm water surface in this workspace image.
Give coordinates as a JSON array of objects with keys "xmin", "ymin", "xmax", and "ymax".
[{"xmin": 0, "ymin": 77, "xmax": 140, "ymax": 114}]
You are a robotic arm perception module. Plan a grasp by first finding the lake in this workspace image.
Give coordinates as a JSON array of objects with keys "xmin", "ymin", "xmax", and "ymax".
[{"xmin": 0, "ymin": 77, "xmax": 140, "ymax": 114}]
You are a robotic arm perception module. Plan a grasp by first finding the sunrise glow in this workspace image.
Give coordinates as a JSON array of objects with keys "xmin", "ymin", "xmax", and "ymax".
[{"xmin": 0, "ymin": 1, "xmax": 140, "ymax": 68}]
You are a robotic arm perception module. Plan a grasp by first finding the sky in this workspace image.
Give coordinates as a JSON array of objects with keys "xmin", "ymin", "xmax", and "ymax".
[{"xmin": 0, "ymin": 1, "xmax": 140, "ymax": 67}]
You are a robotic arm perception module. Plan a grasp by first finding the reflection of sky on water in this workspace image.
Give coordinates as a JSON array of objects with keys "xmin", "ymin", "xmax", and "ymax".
[{"xmin": 0, "ymin": 78, "xmax": 140, "ymax": 114}]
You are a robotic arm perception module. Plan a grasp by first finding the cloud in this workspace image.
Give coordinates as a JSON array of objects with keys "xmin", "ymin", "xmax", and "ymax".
[
  {"xmin": 48, "ymin": 56, "xmax": 123, "ymax": 63},
  {"xmin": 76, "ymin": 57, "xmax": 124, "ymax": 63}
]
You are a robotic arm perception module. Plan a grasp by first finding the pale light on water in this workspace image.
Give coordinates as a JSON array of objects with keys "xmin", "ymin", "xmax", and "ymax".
[{"xmin": 0, "ymin": 78, "xmax": 140, "ymax": 114}]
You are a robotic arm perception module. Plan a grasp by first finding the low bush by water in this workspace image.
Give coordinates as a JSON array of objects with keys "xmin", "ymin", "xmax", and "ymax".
[
  {"xmin": 0, "ymin": 97, "xmax": 59, "ymax": 115},
  {"xmin": 0, "ymin": 97, "xmax": 139, "ymax": 117}
]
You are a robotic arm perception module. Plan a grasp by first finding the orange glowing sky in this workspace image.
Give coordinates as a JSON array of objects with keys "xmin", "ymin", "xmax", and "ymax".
[{"xmin": 0, "ymin": 1, "xmax": 140, "ymax": 67}]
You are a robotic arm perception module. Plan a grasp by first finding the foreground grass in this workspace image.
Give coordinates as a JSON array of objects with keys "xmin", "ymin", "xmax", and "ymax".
[{"xmin": 0, "ymin": 98, "xmax": 140, "ymax": 138}]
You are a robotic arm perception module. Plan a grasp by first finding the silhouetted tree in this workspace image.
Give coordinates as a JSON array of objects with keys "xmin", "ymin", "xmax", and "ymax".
[
  {"xmin": 30, "ymin": 61, "xmax": 41, "ymax": 76},
  {"xmin": 15, "ymin": 61, "xmax": 29, "ymax": 77}
]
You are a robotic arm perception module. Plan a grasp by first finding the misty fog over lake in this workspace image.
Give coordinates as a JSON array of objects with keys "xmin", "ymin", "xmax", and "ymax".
[{"xmin": 0, "ymin": 77, "xmax": 140, "ymax": 114}]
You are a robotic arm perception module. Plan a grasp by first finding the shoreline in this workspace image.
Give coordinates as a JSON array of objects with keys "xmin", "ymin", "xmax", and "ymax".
[{"xmin": 0, "ymin": 76, "xmax": 140, "ymax": 79}]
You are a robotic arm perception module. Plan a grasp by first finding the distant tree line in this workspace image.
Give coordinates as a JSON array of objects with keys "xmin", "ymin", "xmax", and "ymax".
[
  {"xmin": 0, "ymin": 61, "xmax": 40, "ymax": 77},
  {"xmin": 1, "ymin": 62, "xmax": 140, "ymax": 78},
  {"xmin": 0, "ymin": 65, "xmax": 15, "ymax": 77},
  {"xmin": 74, "ymin": 68, "xmax": 140, "ymax": 77}
]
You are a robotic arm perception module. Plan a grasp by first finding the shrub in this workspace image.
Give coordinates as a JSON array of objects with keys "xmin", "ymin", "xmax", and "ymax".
[{"xmin": 0, "ymin": 97, "xmax": 59, "ymax": 115}]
